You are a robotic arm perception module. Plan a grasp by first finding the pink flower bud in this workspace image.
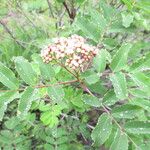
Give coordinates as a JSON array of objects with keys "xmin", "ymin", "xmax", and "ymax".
[{"xmin": 41, "ymin": 34, "xmax": 98, "ymax": 72}]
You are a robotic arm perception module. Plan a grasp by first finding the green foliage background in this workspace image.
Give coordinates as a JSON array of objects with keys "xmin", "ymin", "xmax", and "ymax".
[{"xmin": 0, "ymin": 0, "xmax": 150, "ymax": 149}]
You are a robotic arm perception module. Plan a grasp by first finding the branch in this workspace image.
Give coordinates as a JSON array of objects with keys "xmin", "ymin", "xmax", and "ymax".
[
  {"xmin": 0, "ymin": 79, "xmax": 78, "ymax": 93},
  {"xmin": 63, "ymin": 1, "xmax": 72, "ymax": 19},
  {"xmin": 35, "ymin": 79, "xmax": 78, "ymax": 88},
  {"xmin": 79, "ymin": 80, "xmax": 139, "ymax": 149}
]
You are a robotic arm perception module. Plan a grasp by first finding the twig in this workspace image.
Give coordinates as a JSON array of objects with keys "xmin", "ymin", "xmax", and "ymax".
[
  {"xmin": 63, "ymin": 1, "xmax": 76, "ymax": 23},
  {"xmin": 87, "ymin": 124, "xmax": 94, "ymax": 129},
  {"xmin": 46, "ymin": 0, "xmax": 55, "ymax": 18},
  {"xmin": 57, "ymin": 61, "xmax": 79, "ymax": 79},
  {"xmin": 58, "ymin": 9, "xmax": 66, "ymax": 27},
  {"xmin": 61, "ymin": 113, "xmax": 79, "ymax": 120},
  {"xmin": 0, "ymin": 20, "xmax": 26, "ymax": 48}
]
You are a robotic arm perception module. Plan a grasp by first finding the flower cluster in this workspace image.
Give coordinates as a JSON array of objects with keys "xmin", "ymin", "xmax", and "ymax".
[{"xmin": 41, "ymin": 35, "xmax": 98, "ymax": 71}]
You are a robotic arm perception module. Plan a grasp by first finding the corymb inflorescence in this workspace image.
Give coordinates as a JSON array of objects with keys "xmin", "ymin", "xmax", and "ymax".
[{"xmin": 41, "ymin": 35, "xmax": 98, "ymax": 71}]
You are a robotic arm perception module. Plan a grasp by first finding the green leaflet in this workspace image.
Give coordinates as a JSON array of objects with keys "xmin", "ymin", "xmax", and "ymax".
[
  {"xmin": 40, "ymin": 111, "xmax": 59, "ymax": 127},
  {"xmin": 128, "ymin": 41, "xmax": 150, "ymax": 59},
  {"xmin": 0, "ymin": 62, "xmax": 19, "ymax": 89},
  {"xmin": 44, "ymin": 144, "xmax": 54, "ymax": 150},
  {"xmin": 32, "ymin": 54, "xmax": 55, "ymax": 80},
  {"xmin": 138, "ymin": 142, "xmax": 150, "ymax": 150},
  {"xmin": 39, "ymin": 102, "xmax": 52, "ymax": 111},
  {"xmin": 110, "ymin": 129, "xmax": 128, "ymax": 150},
  {"xmin": 39, "ymin": 63, "xmax": 55, "ymax": 80},
  {"xmin": 14, "ymin": 57, "xmax": 37, "ymax": 86},
  {"xmin": 129, "ymin": 52, "xmax": 150, "ymax": 72},
  {"xmin": 85, "ymin": 73, "xmax": 99, "ymax": 85},
  {"xmin": 135, "ymin": 0, "xmax": 150, "ymax": 14},
  {"xmin": 121, "ymin": 0, "xmax": 133, "ymax": 10},
  {"xmin": 75, "ymin": 16, "xmax": 100, "ymax": 42},
  {"xmin": 88, "ymin": 81, "xmax": 107, "ymax": 95},
  {"xmin": 93, "ymin": 49, "xmax": 107, "ymax": 73},
  {"xmin": 125, "ymin": 121, "xmax": 150, "ymax": 134},
  {"xmin": 91, "ymin": 113, "xmax": 112, "ymax": 146},
  {"xmin": 47, "ymin": 85, "xmax": 65, "ymax": 103},
  {"xmin": 112, "ymin": 104, "xmax": 142, "ymax": 119},
  {"xmin": 64, "ymin": 88, "xmax": 87, "ymax": 112},
  {"xmin": 82, "ymin": 94, "xmax": 101, "ymax": 107},
  {"xmin": 18, "ymin": 87, "xmax": 38, "ymax": 118},
  {"xmin": 90, "ymin": 9, "xmax": 107, "ymax": 33},
  {"xmin": 103, "ymin": 38, "xmax": 118, "ymax": 50},
  {"xmin": 40, "ymin": 105, "xmax": 62, "ymax": 127},
  {"xmin": 110, "ymin": 72, "xmax": 128, "ymax": 100},
  {"xmin": 82, "ymin": 69, "xmax": 99, "ymax": 85},
  {"xmin": 99, "ymin": 0, "xmax": 116, "ymax": 21},
  {"xmin": 76, "ymin": 0, "xmax": 85, "ymax": 4},
  {"xmin": 4, "ymin": 117, "xmax": 20, "ymax": 130},
  {"xmin": 129, "ymin": 88, "xmax": 150, "ymax": 99},
  {"xmin": 122, "ymin": 12, "xmax": 134, "ymax": 28},
  {"xmin": 109, "ymin": 21, "xmax": 134, "ymax": 33},
  {"xmin": 0, "ymin": 130, "xmax": 14, "ymax": 145},
  {"xmin": 129, "ymin": 98, "xmax": 150, "ymax": 112},
  {"xmin": 102, "ymin": 89, "xmax": 118, "ymax": 106},
  {"xmin": 110, "ymin": 43, "xmax": 132, "ymax": 72},
  {"xmin": 129, "ymin": 72, "xmax": 150, "ymax": 91},
  {"xmin": 71, "ymin": 94, "xmax": 84, "ymax": 109},
  {"xmin": 0, "ymin": 91, "xmax": 19, "ymax": 121}
]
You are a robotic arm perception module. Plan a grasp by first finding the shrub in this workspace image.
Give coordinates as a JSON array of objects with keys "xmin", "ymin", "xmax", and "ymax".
[{"xmin": 0, "ymin": 0, "xmax": 150, "ymax": 149}]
